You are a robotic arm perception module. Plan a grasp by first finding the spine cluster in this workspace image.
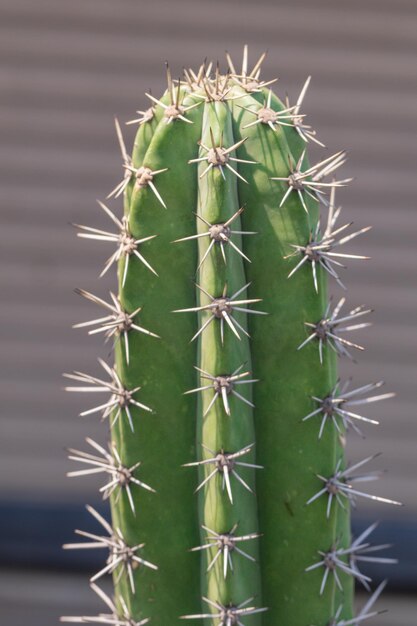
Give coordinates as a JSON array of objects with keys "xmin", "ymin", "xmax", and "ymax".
[{"xmin": 62, "ymin": 48, "xmax": 400, "ymax": 626}]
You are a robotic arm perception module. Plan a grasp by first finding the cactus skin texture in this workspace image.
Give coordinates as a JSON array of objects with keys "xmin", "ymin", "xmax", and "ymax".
[{"xmin": 64, "ymin": 48, "xmax": 401, "ymax": 626}]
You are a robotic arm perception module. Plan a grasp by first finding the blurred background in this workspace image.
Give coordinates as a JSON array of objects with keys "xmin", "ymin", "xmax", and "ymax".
[{"xmin": 1, "ymin": 0, "xmax": 416, "ymax": 623}]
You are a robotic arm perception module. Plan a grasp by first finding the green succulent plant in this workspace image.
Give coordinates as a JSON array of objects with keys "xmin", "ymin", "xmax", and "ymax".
[{"xmin": 63, "ymin": 47, "xmax": 400, "ymax": 626}]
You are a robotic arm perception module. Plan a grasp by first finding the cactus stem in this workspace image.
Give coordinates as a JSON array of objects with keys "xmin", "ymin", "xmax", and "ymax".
[
  {"xmin": 190, "ymin": 524, "xmax": 261, "ymax": 578},
  {"xmin": 64, "ymin": 506, "xmax": 157, "ymax": 591},
  {"xmin": 180, "ymin": 596, "xmax": 268, "ymax": 623},
  {"xmin": 298, "ymin": 297, "xmax": 373, "ymax": 363},
  {"xmin": 67, "ymin": 437, "xmax": 156, "ymax": 514},
  {"xmin": 185, "ymin": 364, "xmax": 257, "ymax": 416},
  {"xmin": 66, "ymin": 53, "xmax": 392, "ymax": 623},
  {"xmin": 183, "ymin": 443, "xmax": 263, "ymax": 504},
  {"xmin": 303, "ymin": 379, "xmax": 394, "ymax": 437},
  {"xmin": 73, "ymin": 288, "xmax": 159, "ymax": 364},
  {"xmin": 75, "ymin": 201, "xmax": 158, "ymax": 282},
  {"xmin": 174, "ymin": 282, "xmax": 266, "ymax": 342},
  {"xmin": 306, "ymin": 454, "xmax": 402, "ymax": 517},
  {"xmin": 61, "ymin": 583, "xmax": 150, "ymax": 625},
  {"xmin": 64, "ymin": 358, "xmax": 152, "ymax": 430}
]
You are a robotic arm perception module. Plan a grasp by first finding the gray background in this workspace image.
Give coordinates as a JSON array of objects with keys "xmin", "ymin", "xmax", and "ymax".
[{"xmin": 0, "ymin": 0, "xmax": 416, "ymax": 623}]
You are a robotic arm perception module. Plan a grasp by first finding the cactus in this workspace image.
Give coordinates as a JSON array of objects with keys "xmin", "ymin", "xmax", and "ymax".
[{"xmin": 62, "ymin": 48, "xmax": 401, "ymax": 626}]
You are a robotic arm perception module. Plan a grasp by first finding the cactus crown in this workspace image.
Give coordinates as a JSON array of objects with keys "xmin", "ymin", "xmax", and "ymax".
[{"xmin": 63, "ymin": 47, "xmax": 399, "ymax": 626}]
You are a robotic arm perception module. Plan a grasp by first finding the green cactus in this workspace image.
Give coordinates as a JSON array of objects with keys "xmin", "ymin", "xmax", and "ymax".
[{"xmin": 63, "ymin": 48, "xmax": 400, "ymax": 626}]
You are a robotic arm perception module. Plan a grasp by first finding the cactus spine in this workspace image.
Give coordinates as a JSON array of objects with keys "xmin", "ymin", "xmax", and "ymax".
[{"xmin": 64, "ymin": 49, "xmax": 400, "ymax": 626}]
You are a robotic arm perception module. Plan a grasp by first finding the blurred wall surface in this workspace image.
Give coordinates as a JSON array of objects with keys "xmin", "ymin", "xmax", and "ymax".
[{"xmin": 0, "ymin": 0, "xmax": 416, "ymax": 621}]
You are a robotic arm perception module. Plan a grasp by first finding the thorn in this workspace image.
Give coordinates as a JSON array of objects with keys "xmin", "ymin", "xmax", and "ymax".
[
  {"xmin": 190, "ymin": 524, "xmax": 261, "ymax": 578},
  {"xmin": 303, "ymin": 379, "xmax": 394, "ymax": 438},
  {"xmin": 145, "ymin": 80, "xmax": 202, "ymax": 124},
  {"xmin": 63, "ymin": 506, "xmax": 157, "ymax": 592},
  {"xmin": 60, "ymin": 583, "xmax": 150, "ymax": 625},
  {"xmin": 298, "ymin": 298, "xmax": 372, "ymax": 363},
  {"xmin": 126, "ymin": 105, "xmax": 156, "ymax": 126},
  {"xmin": 183, "ymin": 443, "xmax": 263, "ymax": 504},
  {"xmin": 307, "ymin": 454, "xmax": 402, "ymax": 517},
  {"xmin": 180, "ymin": 596, "xmax": 268, "ymax": 622},
  {"xmin": 284, "ymin": 76, "xmax": 326, "ymax": 147},
  {"xmin": 184, "ymin": 365, "xmax": 258, "ymax": 416},
  {"xmin": 73, "ymin": 289, "xmax": 159, "ymax": 363},
  {"xmin": 188, "ymin": 132, "xmax": 256, "ymax": 182},
  {"xmin": 75, "ymin": 203, "xmax": 158, "ymax": 282},
  {"xmin": 306, "ymin": 524, "xmax": 397, "ymax": 594},
  {"xmin": 226, "ymin": 46, "xmax": 277, "ymax": 92},
  {"xmin": 63, "ymin": 359, "xmax": 153, "ymax": 431},
  {"xmin": 67, "ymin": 438, "xmax": 156, "ymax": 515},
  {"xmin": 271, "ymin": 152, "xmax": 352, "ymax": 213},
  {"xmin": 285, "ymin": 187, "xmax": 371, "ymax": 291},
  {"xmin": 106, "ymin": 120, "xmax": 133, "ymax": 199},
  {"xmin": 174, "ymin": 283, "xmax": 266, "ymax": 342},
  {"xmin": 132, "ymin": 166, "xmax": 168, "ymax": 208}
]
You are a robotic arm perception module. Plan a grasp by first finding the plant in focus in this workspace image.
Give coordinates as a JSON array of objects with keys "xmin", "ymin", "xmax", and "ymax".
[{"xmin": 62, "ymin": 47, "xmax": 400, "ymax": 626}]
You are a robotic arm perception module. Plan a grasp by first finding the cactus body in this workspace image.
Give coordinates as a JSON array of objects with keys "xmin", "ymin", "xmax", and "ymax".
[{"xmin": 64, "ymin": 50, "xmax": 399, "ymax": 626}]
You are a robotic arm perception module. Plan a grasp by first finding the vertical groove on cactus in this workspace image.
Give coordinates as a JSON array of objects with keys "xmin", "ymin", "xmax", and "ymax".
[{"xmin": 63, "ymin": 47, "xmax": 400, "ymax": 626}]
